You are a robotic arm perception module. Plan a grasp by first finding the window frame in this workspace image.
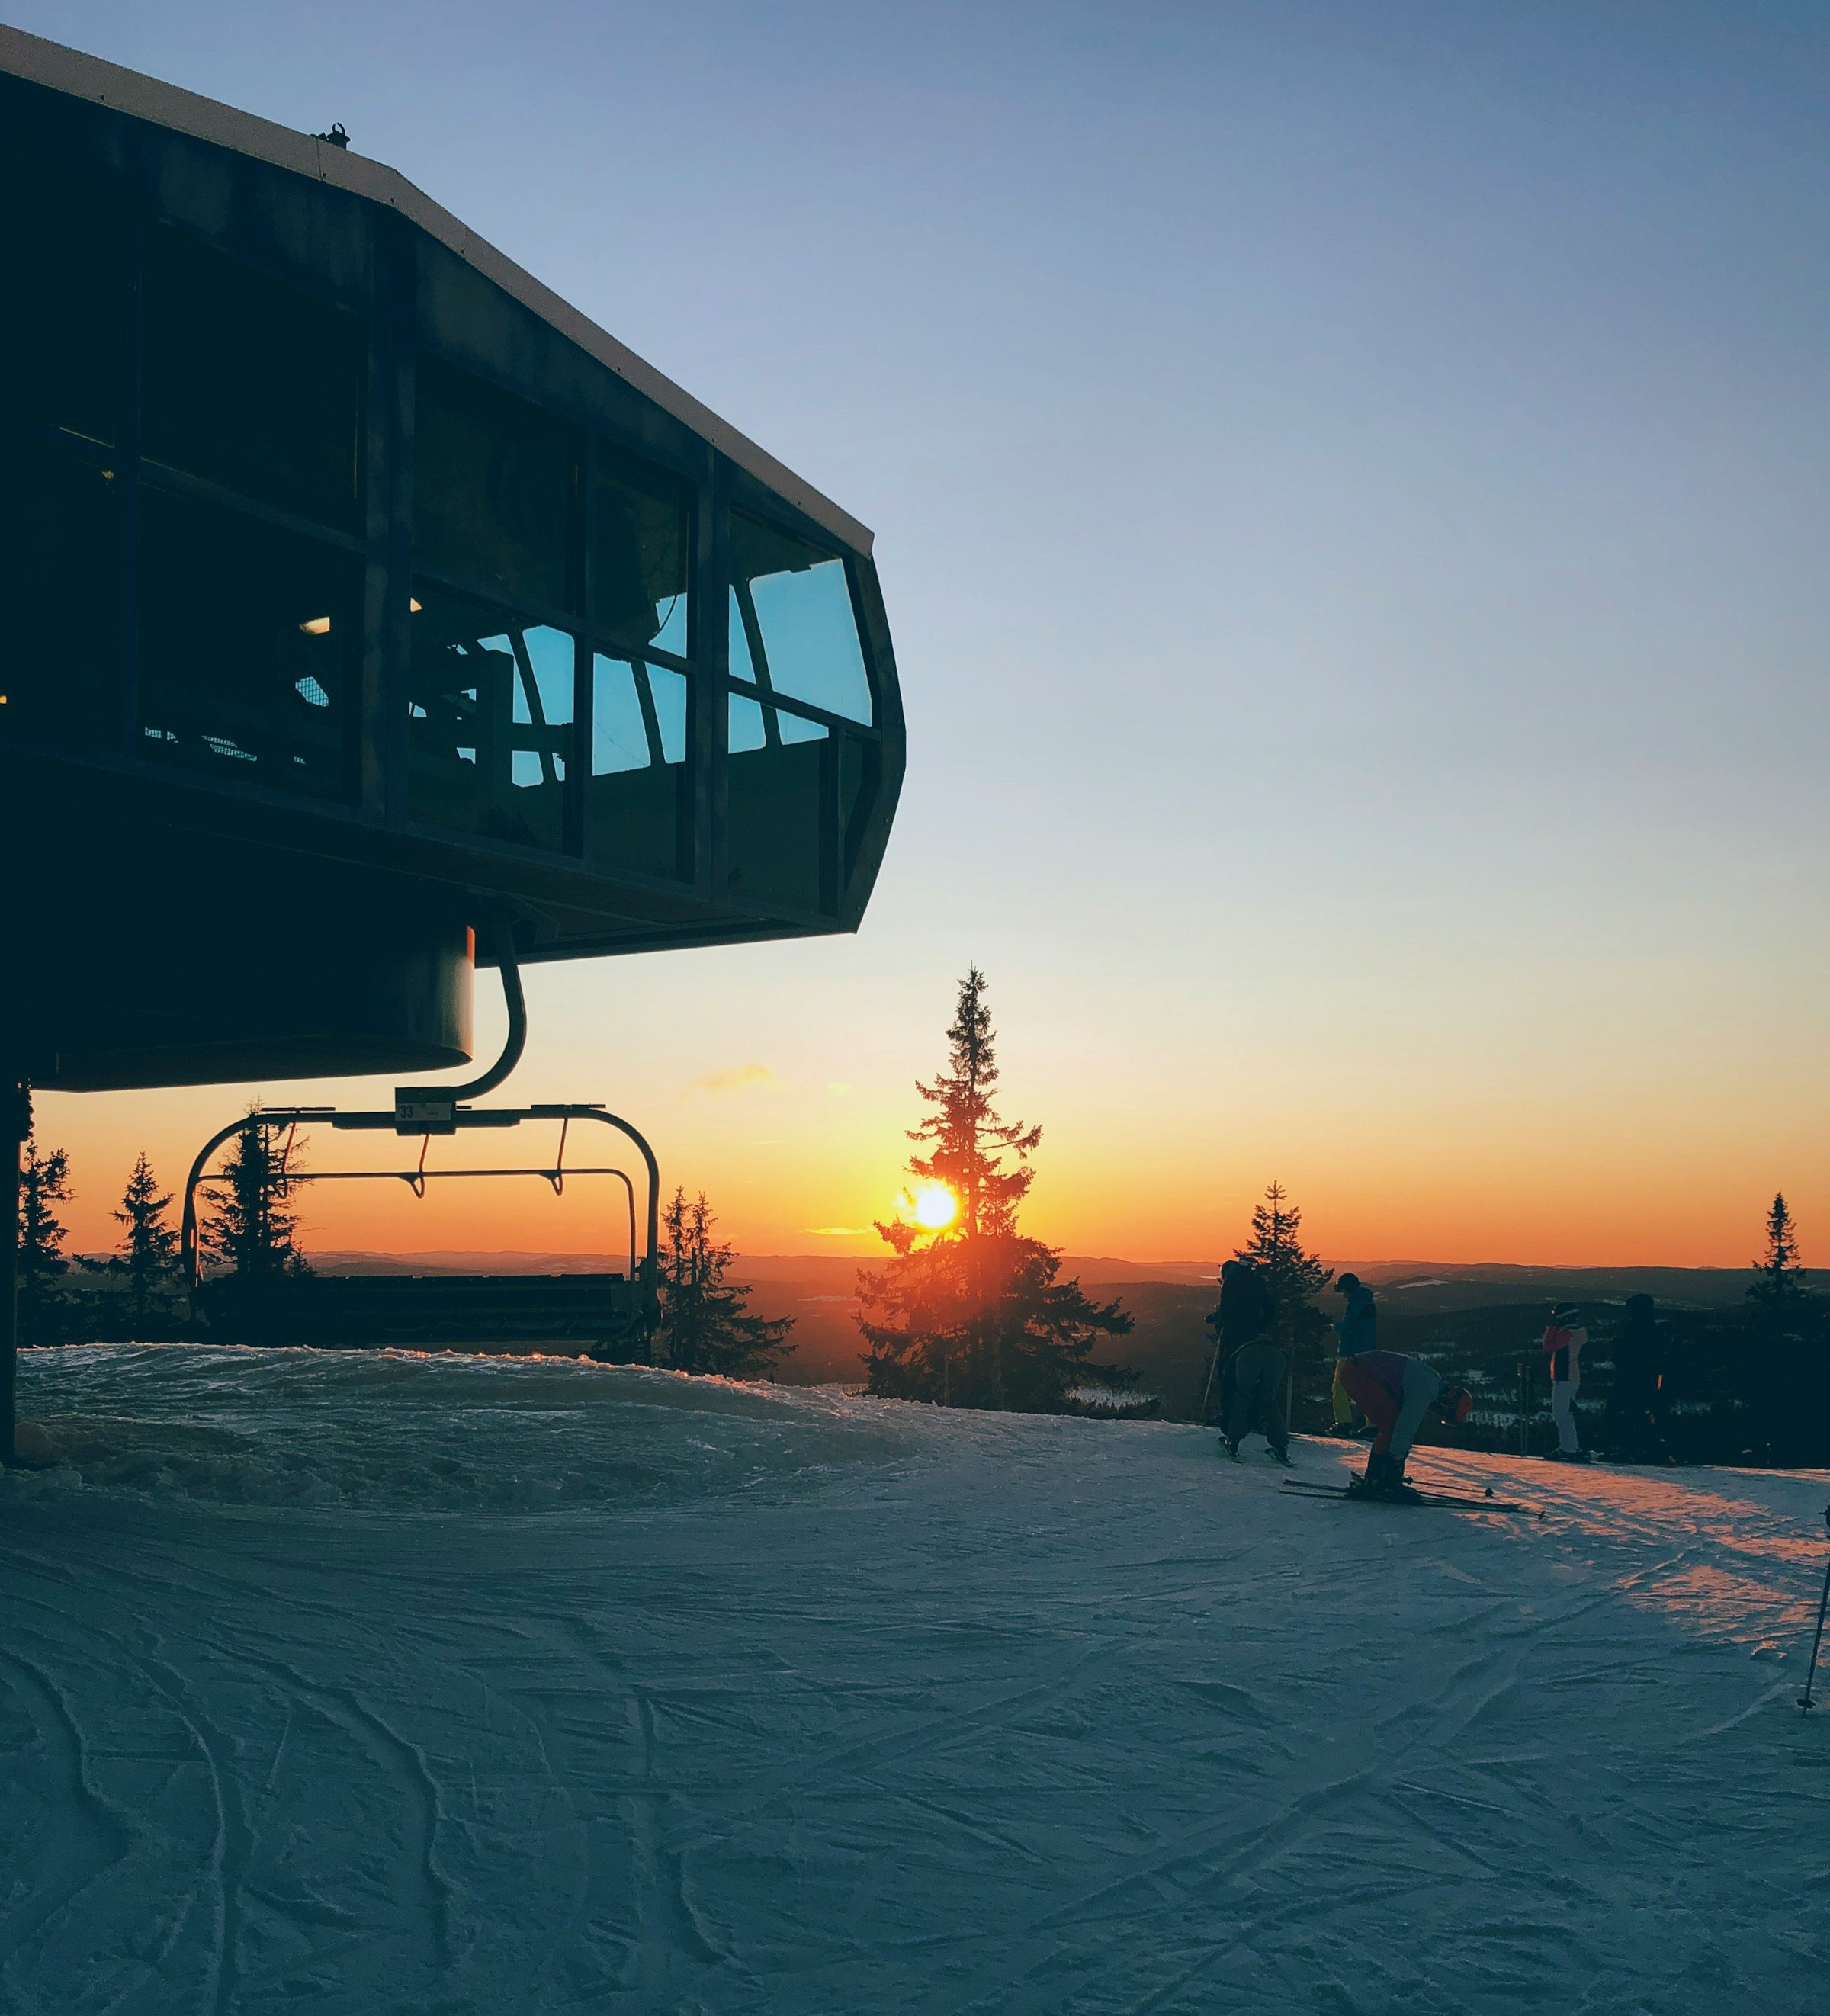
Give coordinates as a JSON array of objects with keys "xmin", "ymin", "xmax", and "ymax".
[
  {"xmin": 400, "ymin": 358, "xmax": 704, "ymax": 882},
  {"xmin": 720, "ymin": 501, "xmax": 887, "ymax": 921}
]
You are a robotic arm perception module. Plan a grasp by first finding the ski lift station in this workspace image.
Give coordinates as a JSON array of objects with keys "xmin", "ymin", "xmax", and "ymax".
[{"xmin": 0, "ymin": 27, "xmax": 905, "ymax": 1449}]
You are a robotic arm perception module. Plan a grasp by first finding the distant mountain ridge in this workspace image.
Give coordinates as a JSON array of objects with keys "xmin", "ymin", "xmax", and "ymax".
[{"xmin": 303, "ymin": 1251, "xmax": 1762, "ymax": 1311}]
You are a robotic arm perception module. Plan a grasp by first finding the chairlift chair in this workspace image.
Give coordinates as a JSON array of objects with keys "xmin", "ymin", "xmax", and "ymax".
[{"xmin": 180, "ymin": 955, "xmax": 662, "ymax": 1360}]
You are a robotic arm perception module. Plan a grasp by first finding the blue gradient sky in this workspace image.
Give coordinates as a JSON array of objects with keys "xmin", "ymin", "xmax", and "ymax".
[{"xmin": 25, "ymin": 1, "xmax": 1830, "ymax": 1264}]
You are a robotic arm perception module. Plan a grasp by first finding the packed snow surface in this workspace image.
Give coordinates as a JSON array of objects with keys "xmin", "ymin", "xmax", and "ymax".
[{"xmin": 3, "ymin": 1346, "xmax": 1828, "ymax": 2015}]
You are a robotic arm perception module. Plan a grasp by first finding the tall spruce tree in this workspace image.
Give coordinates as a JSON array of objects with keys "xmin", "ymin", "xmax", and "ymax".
[
  {"xmin": 18, "ymin": 1135, "xmax": 72, "ymax": 1343},
  {"xmin": 114, "ymin": 1151, "xmax": 181, "ymax": 1335},
  {"xmin": 1236, "ymin": 1181, "xmax": 1334, "ymax": 1427},
  {"xmin": 1748, "ymin": 1193, "xmax": 1806, "ymax": 1316},
  {"xmin": 204, "ymin": 1114, "xmax": 310, "ymax": 1281},
  {"xmin": 861, "ymin": 969, "xmax": 1132, "ymax": 1411},
  {"xmin": 656, "ymin": 1187, "xmax": 795, "ymax": 1377},
  {"xmin": 1745, "ymin": 1192, "xmax": 1825, "ymax": 1464}
]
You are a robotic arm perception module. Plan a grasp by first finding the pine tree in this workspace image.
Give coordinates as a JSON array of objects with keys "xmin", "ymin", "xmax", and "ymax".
[
  {"xmin": 203, "ymin": 1113, "xmax": 310, "ymax": 1281},
  {"xmin": 113, "ymin": 1151, "xmax": 180, "ymax": 1336},
  {"xmin": 1745, "ymin": 1192, "xmax": 1825, "ymax": 1464},
  {"xmin": 18, "ymin": 1135, "xmax": 72, "ymax": 1344},
  {"xmin": 861, "ymin": 970, "xmax": 1132, "ymax": 1411},
  {"xmin": 656, "ymin": 1188, "xmax": 794, "ymax": 1377},
  {"xmin": 1748, "ymin": 1192, "xmax": 1806, "ymax": 1316},
  {"xmin": 1236, "ymin": 1181, "xmax": 1334, "ymax": 1426}
]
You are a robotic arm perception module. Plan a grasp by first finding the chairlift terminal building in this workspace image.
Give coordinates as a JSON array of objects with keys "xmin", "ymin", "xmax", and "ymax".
[{"xmin": 0, "ymin": 27, "xmax": 904, "ymax": 1094}]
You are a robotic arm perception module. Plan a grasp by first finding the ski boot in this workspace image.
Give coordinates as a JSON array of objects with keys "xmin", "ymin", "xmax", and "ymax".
[
  {"xmin": 1222, "ymin": 1437, "xmax": 1242, "ymax": 1462},
  {"xmin": 1266, "ymin": 1446, "xmax": 1294, "ymax": 1469},
  {"xmin": 1350, "ymin": 1453, "xmax": 1420, "ymax": 1502}
]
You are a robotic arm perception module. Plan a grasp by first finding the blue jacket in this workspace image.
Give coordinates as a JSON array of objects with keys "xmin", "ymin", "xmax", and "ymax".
[{"xmin": 1337, "ymin": 1282, "xmax": 1377, "ymax": 1356}]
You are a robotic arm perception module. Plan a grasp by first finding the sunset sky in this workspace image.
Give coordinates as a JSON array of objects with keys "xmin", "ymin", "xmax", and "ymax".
[{"xmin": 23, "ymin": 0, "xmax": 1830, "ymax": 1268}]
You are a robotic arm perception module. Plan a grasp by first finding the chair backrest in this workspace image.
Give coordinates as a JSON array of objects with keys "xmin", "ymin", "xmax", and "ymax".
[{"xmin": 195, "ymin": 1271, "xmax": 647, "ymax": 1357}]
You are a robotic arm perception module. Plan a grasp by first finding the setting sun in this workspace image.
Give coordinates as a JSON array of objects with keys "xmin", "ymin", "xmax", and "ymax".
[{"xmin": 912, "ymin": 1182, "xmax": 958, "ymax": 1231}]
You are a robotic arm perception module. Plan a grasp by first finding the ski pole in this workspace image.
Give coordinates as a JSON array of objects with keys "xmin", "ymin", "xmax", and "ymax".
[
  {"xmin": 1199, "ymin": 1331, "xmax": 1222, "ymax": 1421},
  {"xmin": 1800, "ymin": 1502, "xmax": 1830, "ymax": 1713}
]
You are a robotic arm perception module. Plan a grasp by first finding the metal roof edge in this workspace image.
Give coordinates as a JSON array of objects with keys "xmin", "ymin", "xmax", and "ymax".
[{"xmin": 0, "ymin": 21, "xmax": 875, "ymax": 553}]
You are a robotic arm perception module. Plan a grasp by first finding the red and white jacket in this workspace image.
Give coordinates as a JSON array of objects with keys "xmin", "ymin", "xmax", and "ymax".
[{"xmin": 1543, "ymin": 1324, "xmax": 1585, "ymax": 1383}]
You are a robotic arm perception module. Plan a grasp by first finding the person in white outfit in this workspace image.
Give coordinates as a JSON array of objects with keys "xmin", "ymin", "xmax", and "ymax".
[{"xmin": 1543, "ymin": 1303, "xmax": 1588, "ymax": 1460}]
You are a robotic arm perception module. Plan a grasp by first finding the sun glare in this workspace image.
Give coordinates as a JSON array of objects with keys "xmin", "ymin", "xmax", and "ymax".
[{"xmin": 912, "ymin": 1182, "xmax": 958, "ymax": 1231}]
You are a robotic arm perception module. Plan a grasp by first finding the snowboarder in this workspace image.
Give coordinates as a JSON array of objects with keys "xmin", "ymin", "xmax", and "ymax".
[
  {"xmin": 1600, "ymin": 1294, "xmax": 1669, "ymax": 1462},
  {"xmin": 1328, "ymin": 1273, "xmax": 1376, "ymax": 1436},
  {"xmin": 1543, "ymin": 1303, "xmax": 1588, "ymax": 1461},
  {"xmin": 1208, "ymin": 1260, "xmax": 1287, "ymax": 1465},
  {"xmin": 1334, "ymin": 1347, "xmax": 1475, "ymax": 1498}
]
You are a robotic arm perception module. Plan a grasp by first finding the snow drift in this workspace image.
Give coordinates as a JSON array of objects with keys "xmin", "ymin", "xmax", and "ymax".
[{"xmin": 7, "ymin": 1344, "xmax": 917, "ymax": 1513}]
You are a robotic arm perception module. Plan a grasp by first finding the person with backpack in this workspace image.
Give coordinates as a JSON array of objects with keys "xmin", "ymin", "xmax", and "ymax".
[
  {"xmin": 1543, "ymin": 1302, "xmax": 1588, "ymax": 1461},
  {"xmin": 1334, "ymin": 1347, "xmax": 1475, "ymax": 1499},
  {"xmin": 1208, "ymin": 1259, "xmax": 1288, "ymax": 1465}
]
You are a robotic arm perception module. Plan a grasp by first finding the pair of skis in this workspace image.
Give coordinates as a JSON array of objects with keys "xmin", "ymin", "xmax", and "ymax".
[{"xmin": 1283, "ymin": 1478, "xmax": 1538, "ymax": 1517}]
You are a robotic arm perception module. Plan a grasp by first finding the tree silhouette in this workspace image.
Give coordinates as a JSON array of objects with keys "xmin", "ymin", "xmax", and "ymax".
[
  {"xmin": 656, "ymin": 1187, "xmax": 794, "ymax": 1378},
  {"xmin": 204, "ymin": 1113, "xmax": 310, "ymax": 1281},
  {"xmin": 862, "ymin": 969, "xmax": 1132, "ymax": 1411},
  {"xmin": 1748, "ymin": 1192, "xmax": 1806, "ymax": 1316},
  {"xmin": 1744, "ymin": 1190, "xmax": 1824, "ymax": 1465},
  {"xmin": 1236, "ymin": 1181, "xmax": 1334, "ymax": 1427},
  {"xmin": 18, "ymin": 1135, "xmax": 72, "ymax": 1344},
  {"xmin": 113, "ymin": 1151, "xmax": 180, "ymax": 1336}
]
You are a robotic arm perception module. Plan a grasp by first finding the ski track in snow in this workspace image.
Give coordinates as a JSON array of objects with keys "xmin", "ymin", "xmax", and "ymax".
[{"xmin": 2, "ymin": 1346, "xmax": 1828, "ymax": 2014}]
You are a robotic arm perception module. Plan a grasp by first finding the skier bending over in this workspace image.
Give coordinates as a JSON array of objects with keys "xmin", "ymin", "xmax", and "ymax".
[{"xmin": 1334, "ymin": 1349, "xmax": 1473, "ymax": 1500}]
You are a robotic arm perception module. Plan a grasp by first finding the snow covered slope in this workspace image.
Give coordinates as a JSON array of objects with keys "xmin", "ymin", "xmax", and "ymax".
[{"xmin": 3, "ymin": 1346, "xmax": 1827, "ymax": 2014}]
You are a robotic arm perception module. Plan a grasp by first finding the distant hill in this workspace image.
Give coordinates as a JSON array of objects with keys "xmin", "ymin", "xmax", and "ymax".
[{"xmin": 293, "ymin": 1251, "xmax": 1763, "ymax": 1393}]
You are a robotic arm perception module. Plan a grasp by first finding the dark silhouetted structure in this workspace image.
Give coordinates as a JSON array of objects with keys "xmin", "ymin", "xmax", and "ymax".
[{"xmin": 0, "ymin": 27, "xmax": 904, "ymax": 1451}]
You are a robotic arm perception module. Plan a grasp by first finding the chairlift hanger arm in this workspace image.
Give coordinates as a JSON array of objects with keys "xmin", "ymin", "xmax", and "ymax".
[{"xmin": 393, "ymin": 928, "xmax": 527, "ymax": 1131}]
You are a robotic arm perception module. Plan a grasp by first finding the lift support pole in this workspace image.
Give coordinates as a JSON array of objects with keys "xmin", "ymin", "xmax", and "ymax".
[{"xmin": 2, "ymin": 1076, "xmax": 27, "ymax": 1469}]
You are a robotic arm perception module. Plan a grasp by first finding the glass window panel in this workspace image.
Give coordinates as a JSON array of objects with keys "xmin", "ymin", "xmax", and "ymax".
[
  {"xmin": 779, "ymin": 709, "xmax": 826, "ymax": 746},
  {"xmin": 652, "ymin": 592, "xmax": 688, "ymax": 659},
  {"xmin": 728, "ymin": 691, "xmax": 766, "ymax": 753},
  {"xmin": 732, "ymin": 512, "xmax": 872, "ymax": 723},
  {"xmin": 592, "ymin": 446, "xmax": 691, "ymax": 655},
  {"xmin": 727, "ymin": 695, "xmax": 829, "ymax": 913},
  {"xmin": 141, "ymin": 227, "xmax": 365, "ymax": 531},
  {"xmin": 0, "ymin": 153, "xmax": 128, "ymax": 445},
  {"xmin": 137, "ymin": 489, "xmax": 360, "ymax": 799},
  {"xmin": 589, "ymin": 654, "xmax": 688, "ymax": 879},
  {"xmin": 728, "ymin": 586, "xmax": 759, "ymax": 685},
  {"xmin": 650, "ymin": 663, "xmax": 688, "ymax": 764},
  {"xmin": 416, "ymin": 356, "xmax": 576, "ymax": 611},
  {"xmin": 408, "ymin": 583, "xmax": 575, "ymax": 850},
  {"xmin": 0, "ymin": 438, "xmax": 125, "ymax": 749}
]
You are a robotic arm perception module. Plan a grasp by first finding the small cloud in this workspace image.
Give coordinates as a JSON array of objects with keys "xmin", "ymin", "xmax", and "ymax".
[
  {"xmin": 809, "ymin": 1225, "xmax": 873, "ymax": 1238},
  {"xmin": 685, "ymin": 1063, "xmax": 778, "ymax": 1096}
]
